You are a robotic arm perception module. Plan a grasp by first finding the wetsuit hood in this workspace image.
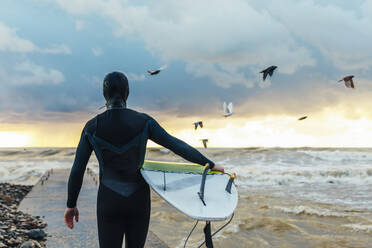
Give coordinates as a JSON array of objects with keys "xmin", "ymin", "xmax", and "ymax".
[{"xmin": 103, "ymin": 71, "xmax": 129, "ymax": 107}]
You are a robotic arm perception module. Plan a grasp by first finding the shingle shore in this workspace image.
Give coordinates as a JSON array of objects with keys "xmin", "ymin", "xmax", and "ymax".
[{"xmin": 0, "ymin": 183, "xmax": 47, "ymax": 248}]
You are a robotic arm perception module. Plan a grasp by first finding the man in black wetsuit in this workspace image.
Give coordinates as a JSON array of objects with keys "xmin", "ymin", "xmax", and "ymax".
[{"xmin": 64, "ymin": 72, "xmax": 224, "ymax": 248}]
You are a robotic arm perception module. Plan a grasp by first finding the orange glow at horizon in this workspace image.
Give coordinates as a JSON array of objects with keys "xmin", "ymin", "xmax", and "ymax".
[{"xmin": 1, "ymin": 111, "xmax": 372, "ymax": 148}]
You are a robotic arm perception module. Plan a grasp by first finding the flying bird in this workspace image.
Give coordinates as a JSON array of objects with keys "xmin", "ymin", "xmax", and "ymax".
[
  {"xmin": 298, "ymin": 116, "xmax": 308, "ymax": 121},
  {"xmin": 223, "ymin": 102, "xmax": 233, "ymax": 117},
  {"xmin": 201, "ymin": 139, "xmax": 209, "ymax": 149},
  {"xmin": 147, "ymin": 65, "xmax": 167, "ymax": 75},
  {"xmin": 260, "ymin": 65, "xmax": 277, "ymax": 81},
  {"xmin": 193, "ymin": 121, "xmax": 203, "ymax": 130},
  {"xmin": 338, "ymin": 75, "xmax": 355, "ymax": 89}
]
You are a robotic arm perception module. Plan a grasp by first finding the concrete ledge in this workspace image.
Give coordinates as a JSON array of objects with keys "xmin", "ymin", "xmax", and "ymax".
[{"xmin": 19, "ymin": 169, "xmax": 168, "ymax": 248}]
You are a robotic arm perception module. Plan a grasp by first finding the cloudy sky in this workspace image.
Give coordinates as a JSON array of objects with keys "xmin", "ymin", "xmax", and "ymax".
[{"xmin": 0, "ymin": 0, "xmax": 372, "ymax": 147}]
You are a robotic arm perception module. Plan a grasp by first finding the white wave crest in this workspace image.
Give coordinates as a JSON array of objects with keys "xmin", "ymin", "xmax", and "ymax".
[
  {"xmin": 343, "ymin": 224, "xmax": 372, "ymax": 233},
  {"xmin": 272, "ymin": 205, "xmax": 349, "ymax": 217}
]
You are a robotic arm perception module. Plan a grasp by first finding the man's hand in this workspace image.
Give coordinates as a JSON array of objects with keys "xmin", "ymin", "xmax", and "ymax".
[
  {"xmin": 64, "ymin": 207, "xmax": 79, "ymax": 229},
  {"xmin": 211, "ymin": 164, "xmax": 225, "ymax": 173}
]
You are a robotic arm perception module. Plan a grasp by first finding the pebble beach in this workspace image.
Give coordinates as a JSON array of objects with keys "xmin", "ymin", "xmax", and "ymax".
[{"xmin": 0, "ymin": 183, "xmax": 47, "ymax": 248}]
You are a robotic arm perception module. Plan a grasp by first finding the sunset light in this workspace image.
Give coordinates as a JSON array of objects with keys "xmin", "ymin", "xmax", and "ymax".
[
  {"xmin": 0, "ymin": 132, "xmax": 31, "ymax": 147},
  {"xmin": 172, "ymin": 115, "xmax": 372, "ymax": 148},
  {"xmin": 1, "ymin": 1, "xmax": 372, "ymax": 247}
]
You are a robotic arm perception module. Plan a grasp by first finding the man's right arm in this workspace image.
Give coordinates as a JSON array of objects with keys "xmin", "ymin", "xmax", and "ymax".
[{"xmin": 66, "ymin": 124, "xmax": 93, "ymax": 208}]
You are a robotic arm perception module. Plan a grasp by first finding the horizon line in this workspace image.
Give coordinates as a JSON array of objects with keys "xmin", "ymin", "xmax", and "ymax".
[{"xmin": 1, "ymin": 146, "xmax": 372, "ymax": 149}]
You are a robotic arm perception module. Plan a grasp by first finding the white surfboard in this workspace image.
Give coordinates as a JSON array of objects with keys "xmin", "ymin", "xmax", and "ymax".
[{"xmin": 141, "ymin": 160, "xmax": 238, "ymax": 221}]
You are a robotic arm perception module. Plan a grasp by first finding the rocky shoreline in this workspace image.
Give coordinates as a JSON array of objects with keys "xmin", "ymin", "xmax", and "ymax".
[{"xmin": 0, "ymin": 183, "xmax": 47, "ymax": 248}]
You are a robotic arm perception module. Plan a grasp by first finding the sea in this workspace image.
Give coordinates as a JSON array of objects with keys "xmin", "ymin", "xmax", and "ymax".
[{"xmin": 1, "ymin": 147, "xmax": 371, "ymax": 247}]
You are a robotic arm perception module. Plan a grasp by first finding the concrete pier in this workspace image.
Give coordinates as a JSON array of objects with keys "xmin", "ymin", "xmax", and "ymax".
[{"xmin": 18, "ymin": 169, "xmax": 168, "ymax": 248}]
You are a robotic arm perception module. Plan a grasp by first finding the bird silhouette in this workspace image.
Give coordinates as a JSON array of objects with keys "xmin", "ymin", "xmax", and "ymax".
[
  {"xmin": 338, "ymin": 75, "xmax": 355, "ymax": 89},
  {"xmin": 260, "ymin": 66, "xmax": 277, "ymax": 81},
  {"xmin": 223, "ymin": 102, "xmax": 233, "ymax": 117},
  {"xmin": 298, "ymin": 116, "xmax": 308, "ymax": 121},
  {"xmin": 201, "ymin": 139, "xmax": 209, "ymax": 149},
  {"xmin": 193, "ymin": 121, "xmax": 203, "ymax": 130},
  {"xmin": 147, "ymin": 65, "xmax": 167, "ymax": 75}
]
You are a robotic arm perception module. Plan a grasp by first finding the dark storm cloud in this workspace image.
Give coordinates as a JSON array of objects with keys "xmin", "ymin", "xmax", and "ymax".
[{"xmin": 1, "ymin": 0, "xmax": 372, "ymax": 124}]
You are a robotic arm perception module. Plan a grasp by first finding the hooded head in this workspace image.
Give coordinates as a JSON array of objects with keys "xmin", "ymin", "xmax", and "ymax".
[{"xmin": 103, "ymin": 71, "xmax": 129, "ymax": 107}]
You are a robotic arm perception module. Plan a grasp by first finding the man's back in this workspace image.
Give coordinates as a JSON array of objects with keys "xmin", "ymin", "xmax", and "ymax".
[
  {"xmin": 85, "ymin": 108, "xmax": 151, "ymax": 184},
  {"xmin": 93, "ymin": 108, "xmax": 149, "ymax": 146}
]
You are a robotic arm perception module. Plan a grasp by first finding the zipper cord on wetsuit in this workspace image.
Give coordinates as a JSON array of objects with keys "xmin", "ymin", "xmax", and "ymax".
[{"xmin": 183, "ymin": 213, "xmax": 235, "ymax": 248}]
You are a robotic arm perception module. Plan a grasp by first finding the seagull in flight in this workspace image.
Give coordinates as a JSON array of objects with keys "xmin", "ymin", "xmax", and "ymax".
[
  {"xmin": 223, "ymin": 102, "xmax": 233, "ymax": 117},
  {"xmin": 298, "ymin": 116, "xmax": 308, "ymax": 121},
  {"xmin": 193, "ymin": 121, "xmax": 203, "ymax": 130},
  {"xmin": 201, "ymin": 139, "xmax": 209, "ymax": 149},
  {"xmin": 147, "ymin": 65, "xmax": 167, "ymax": 75},
  {"xmin": 338, "ymin": 75, "xmax": 355, "ymax": 89},
  {"xmin": 260, "ymin": 66, "xmax": 277, "ymax": 81}
]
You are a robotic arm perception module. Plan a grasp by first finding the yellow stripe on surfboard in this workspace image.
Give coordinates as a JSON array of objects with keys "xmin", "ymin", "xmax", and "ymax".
[{"xmin": 142, "ymin": 160, "xmax": 220, "ymax": 174}]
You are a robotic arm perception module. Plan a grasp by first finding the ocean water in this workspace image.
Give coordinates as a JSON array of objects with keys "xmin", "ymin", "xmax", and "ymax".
[{"xmin": 1, "ymin": 147, "xmax": 372, "ymax": 247}]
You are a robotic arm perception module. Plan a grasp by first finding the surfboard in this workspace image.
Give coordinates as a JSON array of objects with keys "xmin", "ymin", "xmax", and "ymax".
[{"xmin": 141, "ymin": 160, "xmax": 238, "ymax": 221}]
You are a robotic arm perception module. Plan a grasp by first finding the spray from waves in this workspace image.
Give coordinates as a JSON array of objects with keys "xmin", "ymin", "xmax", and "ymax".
[
  {"xmin": 0, "ymin": 160, "xmax": 99, "ymax": 185},
  {"xmin": 211, "ymin": 147, "xmax": 372, "ymax": 167},
  {"xmin": 0, "ymin": 148, "xmax": 98, "ymax": 185},
  {"xmin": 0, "ymin": 160, "xmax": 69, "ymax": 185},
  {"xmin": 0, "ymin": 148, "xmax": 76, "ymax": 161},
  {"xmin": 222, "ymin": 164, "xmax": 372, "ymax": 187},
  {"xmin": 204, "ymin": 148, "xmax": 372, "ymax": 194}
]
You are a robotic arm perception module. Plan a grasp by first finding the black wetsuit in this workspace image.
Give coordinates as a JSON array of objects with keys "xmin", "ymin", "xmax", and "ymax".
[{"xmin": 67, "ymin": 107, "xmax": 215, "ymax": 248}]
